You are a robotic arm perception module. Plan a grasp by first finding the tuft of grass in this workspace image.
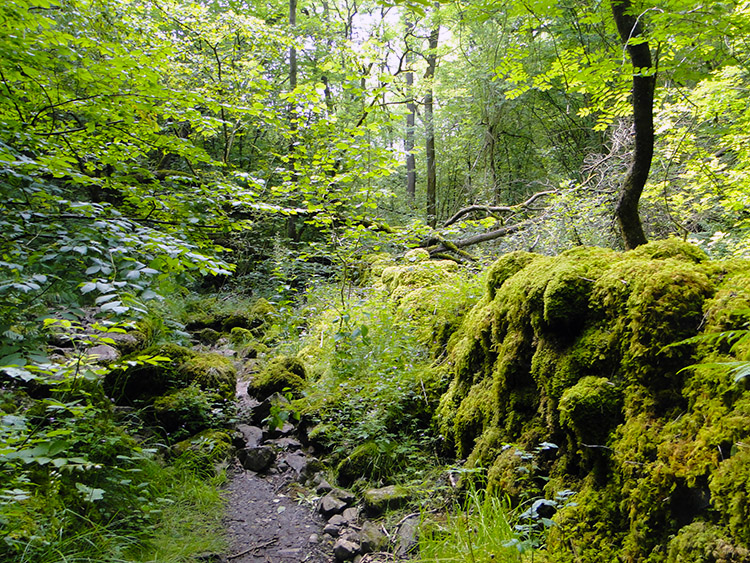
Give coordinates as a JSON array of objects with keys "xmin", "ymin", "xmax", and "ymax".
[{"xmin": 418, "ymin": 487, "xmax": 523, "ymax": 563}]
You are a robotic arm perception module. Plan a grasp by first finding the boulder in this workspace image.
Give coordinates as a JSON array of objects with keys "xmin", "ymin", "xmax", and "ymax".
[
  {"xmin": 363, "ymin": 485, "xmax": 411, "ymax": 515},
  {"xmin": 237, "ymin": 446, "xmax": 276, "ymax": 473},
  {"xmin": 333, "ymin": 538, "xmax": 360, "ymax": 561},
  {"xmin": 358, "ymin": 521, "xmax": 388, "ymax": 553}
]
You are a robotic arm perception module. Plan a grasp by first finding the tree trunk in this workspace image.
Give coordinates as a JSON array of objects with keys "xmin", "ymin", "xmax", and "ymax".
[
  {"xmin": 424, "ymin": 9, "xmax": 439, "ymax": 227},
  {"xmin": 611, "ymin": 0, "xmax": 654, "ymax": 249},
  {"xmin": 405, "ymin": 17, "xmax": 416, "ymax": 204}
]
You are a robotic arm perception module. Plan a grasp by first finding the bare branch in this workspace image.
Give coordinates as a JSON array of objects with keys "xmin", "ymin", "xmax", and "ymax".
[{"xmin": 443, "ymin": 190, "xmax": 557, "ymax": 227}]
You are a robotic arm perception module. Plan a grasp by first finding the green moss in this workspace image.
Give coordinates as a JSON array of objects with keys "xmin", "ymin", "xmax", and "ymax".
[
  {"xmin": 709, "ymin": 446, "xmax": 750, "ymax": 545},
  {"xmin": 666, "ymin": 521, "xmax": 750, "ymax": 563},
  {"xmin": 193, "ymin": 327, "xmax": 221, "ymax": 345},
  {"xmin": 180, "ymin": 353, "xmax": 236, "ymax": 399},
  {"xmin": 484, "ymin": 251, "xmax": 539, "ymax": 300},
  {"xmin": 380, "ymin": 260, "xmax": 459, "ymax": 298},
  {"xmin": 404, "ymin": 248, "xmax": 431, "ymax": 262},
  {"xmin": 454, "ymin": 379, "xmax": 497, "ymax": 458},
  {"xmin": 171, "ymin": 429, "xmax": 233, "ymax": 476},
  {"xmin": 249, "ymin": 355, "xmax": 307, "ymax": 399},
  {"xmin": 230, "ymin": 327, "xmax": 254, "ymax": 346},
  {"xmin": 153, "ymin": 385, "xmax": 224, "ymax": 437},
  {"xmin": 104, "ymin": 343, "xmax": 197, "ymax": 402},
  {"xmin": 630, "ymin": 237, "xmax": 708, "ymax": 263},
  {"xmin": 558, "ymin": 376, "xmax": 622, "ymax": 445},
  {"xmin": 336, "ymin": 441, "xmax": 380, "ymax": 486}
]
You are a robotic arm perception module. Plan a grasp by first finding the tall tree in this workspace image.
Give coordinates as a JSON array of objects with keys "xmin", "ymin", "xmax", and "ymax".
[
  {"xmin": 424, "ymin": 7, "xmax": 439, "ymax": 227},
  {"xmin": 405, "ymin": 15, "xmax": 417, "ymax": 205}
]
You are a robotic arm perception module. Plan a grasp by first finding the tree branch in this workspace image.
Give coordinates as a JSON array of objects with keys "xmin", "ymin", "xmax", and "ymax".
[{"xmin": 443, "ymin": 190, "xmax": 557, "ymax": 227}]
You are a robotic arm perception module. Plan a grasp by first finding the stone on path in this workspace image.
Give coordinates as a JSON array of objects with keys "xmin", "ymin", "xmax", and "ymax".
[
  {"xmin": 237, "ymin": 446, "xmax": 275, "ymax": 473},
  {"xmin": 333, "ymin": 537, "xmax": 360, "ymax": 561}
]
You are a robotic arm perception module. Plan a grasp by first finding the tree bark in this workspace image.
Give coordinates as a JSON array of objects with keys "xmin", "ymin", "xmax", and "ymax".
[
  {"xmin": 424, "ymin": 9, "xmax": 439, "ymax": 227},
  {"xmin": 611, "ymin": 0, "xmax": 654, "ymax": 249}
]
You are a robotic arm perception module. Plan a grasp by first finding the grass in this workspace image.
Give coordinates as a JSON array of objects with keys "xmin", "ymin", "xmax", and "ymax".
[{"xmin": 418, "ymin": 487, "xmax": 524, "ymax": 563}]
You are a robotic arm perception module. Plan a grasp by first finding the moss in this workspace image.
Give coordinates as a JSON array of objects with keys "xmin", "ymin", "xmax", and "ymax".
[
  {"xmin": 336, "ymin": 441, "xmax": 380, "ymax": 486},
  {"xmin": 230, "ymin": 327, "xmax": 254, "ymax": 346},
  {"xmin": 193, "ymin": 327, "xmax": 221, "ymax": 345},
  {"xmin": 630, "ymin": 237, "xmax": 708, "ymax": 263},
  {"xmin": 380, "ymin": 260, "xmax": 459, "ymax": 298},
  {"xmin": 404, "ymin": 248, "xmax": 431, "ymax": 262},
  {"xmin": 666, "ymin": 521, "xmax": 750, "ymax": 563},
  {"xmin": 453, "ymin": 379, "xmax": 497, "ymax": 458},
  {"xmin": 153, "ymin": 385, "xmax": 223, "ymax": 436},
  {"xmin": 709, "ymin": 446, "xmax": 750, "ymax": 545},
  {"xmin": 249, "ymin": 355, "xmax": 307, "ymax": 399},
  {"xmin": 180, "ymin": 353, "xmax": 236, "ymax": 399},
  {"xmin": 558, "ymin": 376, "xmax": 622, "ymax": 445},
  {"xmin": 484, "ymin": 251, "xmax": 539, "ymax": 300},
  {"xmin": 171, "ymin": 429, "xmax": 233, "ymax": 476},
  {"xmin": 104, "ymin": 343, "xmax": 197, "ymax": 402}
]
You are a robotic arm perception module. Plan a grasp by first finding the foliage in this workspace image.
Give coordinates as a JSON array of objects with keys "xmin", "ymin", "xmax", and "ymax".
[
  {"xmin": 418, "ymin": 486, "xmax": 521, "ymax": 563},
  {"xmin": 0, "ymin": 324, "xmax": 228, "ymax": 562}
]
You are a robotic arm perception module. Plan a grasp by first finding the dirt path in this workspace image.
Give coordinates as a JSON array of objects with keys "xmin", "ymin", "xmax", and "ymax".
[{"xmin": 221, "ymin": 378, "xmax": 333, "ymax": 563}]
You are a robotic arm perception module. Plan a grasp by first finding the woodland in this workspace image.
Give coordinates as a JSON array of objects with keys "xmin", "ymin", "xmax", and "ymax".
[{"xmin": 3, "ymin": 0, "xmax": 750, "ymax": 562}]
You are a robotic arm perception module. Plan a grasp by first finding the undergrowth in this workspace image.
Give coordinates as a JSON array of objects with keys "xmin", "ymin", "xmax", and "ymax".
[{"xmin": 0, "ymin": 320, "xmax": 227, "ymax": 562}]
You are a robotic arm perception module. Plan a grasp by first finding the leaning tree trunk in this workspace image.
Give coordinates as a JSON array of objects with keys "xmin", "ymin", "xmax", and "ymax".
[
  {"xmin": 424, "ymin": 10, "xmax": 439, "ymax": 228},
  {"xmin": 611, "ymin": 0, "xmax": 655, "ymax": 249}
]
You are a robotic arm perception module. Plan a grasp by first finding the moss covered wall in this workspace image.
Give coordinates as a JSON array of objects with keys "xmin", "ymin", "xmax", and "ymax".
[{"xmin": 394, "ymin": 240, "xmax": 750, "ymax": 562}]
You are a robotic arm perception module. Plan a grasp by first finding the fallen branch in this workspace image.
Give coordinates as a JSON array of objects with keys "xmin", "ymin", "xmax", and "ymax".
[
  {"xmin": 443, "ymin": 189, "xmax": 556, "ymax": 227},
  {"xmin": 426, "ymin": 221, "xmax": 528, "ymax": 256}
]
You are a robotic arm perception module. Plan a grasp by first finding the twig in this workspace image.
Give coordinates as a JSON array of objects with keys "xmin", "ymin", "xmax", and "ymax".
[{"xmin": 227, "ymin": 537, "xmax": 279, "ymax": 559}]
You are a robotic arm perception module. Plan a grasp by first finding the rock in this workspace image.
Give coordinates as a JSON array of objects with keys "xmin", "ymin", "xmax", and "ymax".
[
  {"xmin": 324, "ymin": 514, "xmax": 345, "ymax": 536},
  {"xmin": 308, "ymin": 533, "xmax": 319, "ymax": 544},
  {"xmin": 363, "ymin": 485, "xmax": 411, "ymax": 515},
  {"xmin": 234, "ymin": 424, "xmax": 263, "ymax": 449},
  {"xmin": 280, "ymin": 452, "xmax": 318, "ymax": 482},
  {"xmin": 267, "ymin": 422, "xmax": 295, "ymax": 438},
  {"xmin": 250, "ymin": 392, "xmax": 289, "ymax": 426},
  {"xmin": 274, "ymin": 436, "xmax": 302, "ymax": 451},
  {"xmin": 358, "ymin": 521, "xmax": 388, "ymax": 553},
  {"xmin": 315, "ymin": 478, "xmax": 334, "ymax": 494},
  {"xmin": 86, "ymin": 344, "xmax": 119, "ymax": 363},
  {"xmin": 395, "ymin": 514, "xmax": 420, "ymax": 557},
  {"xmin": 237, "ymin": 446, "xmax": 276, "ymax": 473},
  {"xmin": 342, "ymin": 507, "xmax": 359, "ymax": 525},
  {"xmin": 330, "ymin": 488, "xmax": 356, "ymax": 505},
  {"xmin": 333, "ymin": 538, "xmax": 360, "ymax": 561},
  {"xmin": 319, "ymin": 493, "xmax": 348, "ymax": 518}
]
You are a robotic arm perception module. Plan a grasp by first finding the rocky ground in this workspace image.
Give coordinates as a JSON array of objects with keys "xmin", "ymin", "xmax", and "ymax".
[{"xmin": 219, "ymin": 379, "xmax": 420, "ymax": 563}]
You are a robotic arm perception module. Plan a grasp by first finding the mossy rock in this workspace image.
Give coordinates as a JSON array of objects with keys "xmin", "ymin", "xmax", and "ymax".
[
  {"xmin": 193, "ymin": 327, "xmax": 222, "ymax": 345},
  {"xmin": 249, "ymin": 355, "xmax": 307, "ymax": 400},
  {"xmin": 153, "ymin": 385, "xmax": 224, "ymax": 436},
  {"xmin": 630, "ymin": 237, "xmax": 708, "ymax": 263},
  {"xmin": 337, "ymin": 441, "xmax": 380, "ymax": 486},
  {"xmin": 485, "ymin": 251, "xmax": 539, "ymax": 300},
  {"xmin": 180, "ymin": 353, "xmax": 237, "ymax": 399},
  {"xmin": 666, "ymin": 521, "xmax": 750, "ymax": 563},
  {"xmin": 558, "ymin": 376, "xmax": 622, "ymax": 445},
  {"xmin": 404, "ymin": 248, "xmax": 430, "ymax": 262},
  {"xmin": 172, "ymin": 429, "xmax": 233, "ymax": 476},
  {"xmin": 104, "ymin": 343, "xmax": 197, "ymax": 402},
  {"xmin": 363, "ymin": 484, "xmax": 412, "ymax": 515},
  {"xmin": 709, "ymin": 446, "xmax": 750, "ymax": 545},
  {"xmin": 230, "ymin": 327, "xmax": 254, "ymax": 346}
]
